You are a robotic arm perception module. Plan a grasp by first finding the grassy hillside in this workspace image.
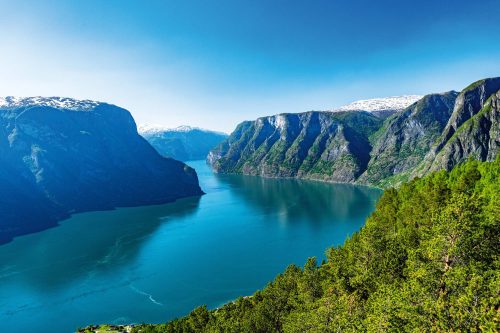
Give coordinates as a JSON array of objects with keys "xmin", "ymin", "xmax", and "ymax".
[{"xmin": 115, "ymin": 157, "xmax": 499, "ymax": 332}]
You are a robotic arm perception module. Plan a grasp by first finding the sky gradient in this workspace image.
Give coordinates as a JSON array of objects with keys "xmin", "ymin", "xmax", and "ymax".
[{"xmin": 0, "ymin": 0, "xmax": 499, "ymax": 132}]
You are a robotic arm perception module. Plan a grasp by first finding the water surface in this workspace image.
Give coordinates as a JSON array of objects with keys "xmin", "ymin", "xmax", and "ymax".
[{"xmin": 0, "ymin": 160, "xmax": 381, "ymax": 332}]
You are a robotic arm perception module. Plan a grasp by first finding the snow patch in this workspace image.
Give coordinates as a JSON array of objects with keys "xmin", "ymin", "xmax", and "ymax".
[
  {"xmin": 138, "ymin": 124, "xmax": 227, "ymax": 136},
  {"xmin": 332, "ymin": 95, "xmax": 423, "ymax": 113},
  {"xmin": 0, "ymin": 96, "xmax": 100, "ymax": 111}
]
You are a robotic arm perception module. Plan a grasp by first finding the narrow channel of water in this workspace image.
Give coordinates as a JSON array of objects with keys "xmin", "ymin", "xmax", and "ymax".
[{"xmin": 0, "ymin": 160, "xmax": 381, "ymax": 333}]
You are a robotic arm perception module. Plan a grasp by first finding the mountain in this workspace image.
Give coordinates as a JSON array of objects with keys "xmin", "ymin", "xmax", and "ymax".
[
  {"xmin": 209, "ymin": 77, "xmax": 500, "ymax": 187},
  {"xmin": 358, "ymin": 91, "xmax": 459, "ymax": 186},
  {"xmin": 0, "ymin": 97, "xmax": 203, "ymax": 244},
  {"xmin": 208, "ymin": 111, "xmax": 383, "ymax": 183},
  {"xmin": 332, "ymin": 95, "xmax": 423, "ymax": 118},
  {"xmin": 416, "ymin": 78, "xmax": 500, "ymax": 175},
  {"xmin": 139, "ymin": 125, "xmax": 228, "ymax": 161}
]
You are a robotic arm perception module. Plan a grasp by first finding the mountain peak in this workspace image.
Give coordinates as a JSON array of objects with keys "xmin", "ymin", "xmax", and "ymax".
[
  {"xmin": 0, "ymin": 96, "xmax": 101, "ymax": 111},
  {"xmin": 138, "ymin": 124, "xmax": 227, "ymax": 136},
  {"xmin": 333, "ymin": 95, "xmax": 423, "ymax": 113}
]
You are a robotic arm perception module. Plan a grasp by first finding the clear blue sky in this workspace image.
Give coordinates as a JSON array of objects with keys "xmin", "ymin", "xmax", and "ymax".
[{"xmin": 0, "ymin": 0, "xmax": 499, "ymax": 132}]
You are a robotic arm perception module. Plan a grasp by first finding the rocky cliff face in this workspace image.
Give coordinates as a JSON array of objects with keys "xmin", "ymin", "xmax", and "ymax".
[
  {"xmin": 417, "ymin": 78, "xmax": 500, "ymax": 174},
  {"xmin": 0, "ymin": 98, "xmax": 203, "ymax": 244},
  {"xmin": 208, "ymin": 111, "xmax": 382, "ymax": 183},
  {"xmin": 358, "ymin": 91, "xmax": 458, "ymax": 186},
  {"xmin": 209, "ymin": 77, "xmax": 500, "ymax": 187}
]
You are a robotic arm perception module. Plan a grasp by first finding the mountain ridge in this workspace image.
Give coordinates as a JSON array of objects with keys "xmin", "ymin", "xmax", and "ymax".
[
  {"xmin": 140, "ymin": 124, "xmax": 228, "ymax": 161},
  {"xmin": 209, "ymin": 77, "xmax": 500, "ymax": 187},
  {"xmin": 0, "ymin": 98, "xmax": 203, "ymax": 244},
  {"xmin": 208, "ymin": 111, "xmax": 383, "ymax": 183},
  {"xmin": 139, "ymin": 124, "xmax": 228, "ymax": 136},
  {"xmin": 0, "ymin": 96, "xmax": 102, "ymax": 110}
]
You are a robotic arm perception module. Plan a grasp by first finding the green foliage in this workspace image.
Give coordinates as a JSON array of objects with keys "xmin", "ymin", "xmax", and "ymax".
[
  {"xmin": 126, "ymin": 158, "xmax": 500, "ymax": 332},
  {"xmin": 463, "ymin": 79, "xmax": 487, "ymax": 92}
]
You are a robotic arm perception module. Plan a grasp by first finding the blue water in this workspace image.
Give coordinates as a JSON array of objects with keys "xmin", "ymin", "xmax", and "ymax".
[{"xmin": 0, "ymin": 161, "xmax": 381, "ymax": 333}]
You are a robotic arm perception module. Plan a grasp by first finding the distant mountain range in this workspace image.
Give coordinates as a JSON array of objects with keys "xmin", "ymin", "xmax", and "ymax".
[
  {"xmin": 139, "ymin": 124, "xmax": 228, "ymax": 161},
  {"xmin": 208, "ymin": 77, "xmax": 500, "ymax": 187},
  {"xmin": 0, "ymin": 97, "xmax": 203, "ymax": 244}
]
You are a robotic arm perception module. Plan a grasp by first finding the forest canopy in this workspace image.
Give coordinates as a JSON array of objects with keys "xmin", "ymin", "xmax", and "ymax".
[{"xmin": 126, "ymin": 158, "xmax": 500, "ymax": 332}]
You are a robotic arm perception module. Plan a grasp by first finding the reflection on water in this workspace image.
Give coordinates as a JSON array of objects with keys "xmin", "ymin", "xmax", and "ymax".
[
  {"xmin": 0, "ymin": 160, "xmax": 381, "ymax": 333},
  {"xmin": 216, "ymin": 173, "xmax": 379, "ymax": 224},
  {"xmin": 0, "ymin": 197, "xmax": 200, "ymax": 291}
]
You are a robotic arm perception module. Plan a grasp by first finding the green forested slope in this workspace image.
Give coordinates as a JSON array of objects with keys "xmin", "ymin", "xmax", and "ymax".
[{"xmin": 126, "ymin": 158, "xmax": 499, "ymax": 333}]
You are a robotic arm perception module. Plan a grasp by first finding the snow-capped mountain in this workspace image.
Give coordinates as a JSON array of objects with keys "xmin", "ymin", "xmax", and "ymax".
[
  {"xmin": 333, "ymin": 95, "xmax": 423, "ymax": 113},
  {"xmin": 138, "ymin": 124, "xmax": 226, "ymax": 136},
  {"xmin": 0, "ymin": 96, "xmax": 101, "ymax": 111},
  {"xmin": 138, "ymin": 124, "xmax": 228, "ymax": 161}
]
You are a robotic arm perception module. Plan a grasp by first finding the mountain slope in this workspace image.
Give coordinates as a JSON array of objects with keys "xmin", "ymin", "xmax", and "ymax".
[
  {"xmin": 208, "ymin": 111, "xmax": 382, "ymax": 183},
  {"xmin": 416, "ymin": 77, "xmax": 500, "ymax": 175},
  {"xmin": 209, "ymin": 77, "xmax": 500, "ymax": 187},
  {"xmin": 358, "ymin": 91, "xmax": 458, "ymax": 186},
  {"xmin": 139, "ymin": 125, "xmax": 227, "ymax": 161},
  {"xmin": 0, "ymin": 97, "xmax": 203, "ymax": 244}
]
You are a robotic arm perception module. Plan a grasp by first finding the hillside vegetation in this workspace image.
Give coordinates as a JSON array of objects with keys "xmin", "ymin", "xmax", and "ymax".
[
  {"xmin": 209, "ymin": 77, "xmax": 500, "ymax": 188},
  {"xmin": 126, "ymin": 158, "xmax": 499, "ymax": 332}
]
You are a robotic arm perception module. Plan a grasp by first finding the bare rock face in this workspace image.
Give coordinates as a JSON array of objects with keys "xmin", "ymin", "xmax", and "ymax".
[{"xmin": 0, "ymin": 98, "xmax": 202, "ymax": 244}]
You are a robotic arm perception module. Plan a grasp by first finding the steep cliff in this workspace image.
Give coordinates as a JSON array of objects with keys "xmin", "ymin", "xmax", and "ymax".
[
  {"xmin": 209, "ymin": 77, "xmax": 500, "ymax": 187},
  {"xmin": 417, "ymin": 77, "xmax": 500, "ymax": 174},
  {"xmin": 208, "ymin": 111, "xmax": 382, "ymax": 183},
  {"xmin": 0, "ymin": 97, "xmax": 203, "ymax": 244},
  {"xmin": 358, "ymin": 91, "xmax": 458, "ymax": 186}
]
